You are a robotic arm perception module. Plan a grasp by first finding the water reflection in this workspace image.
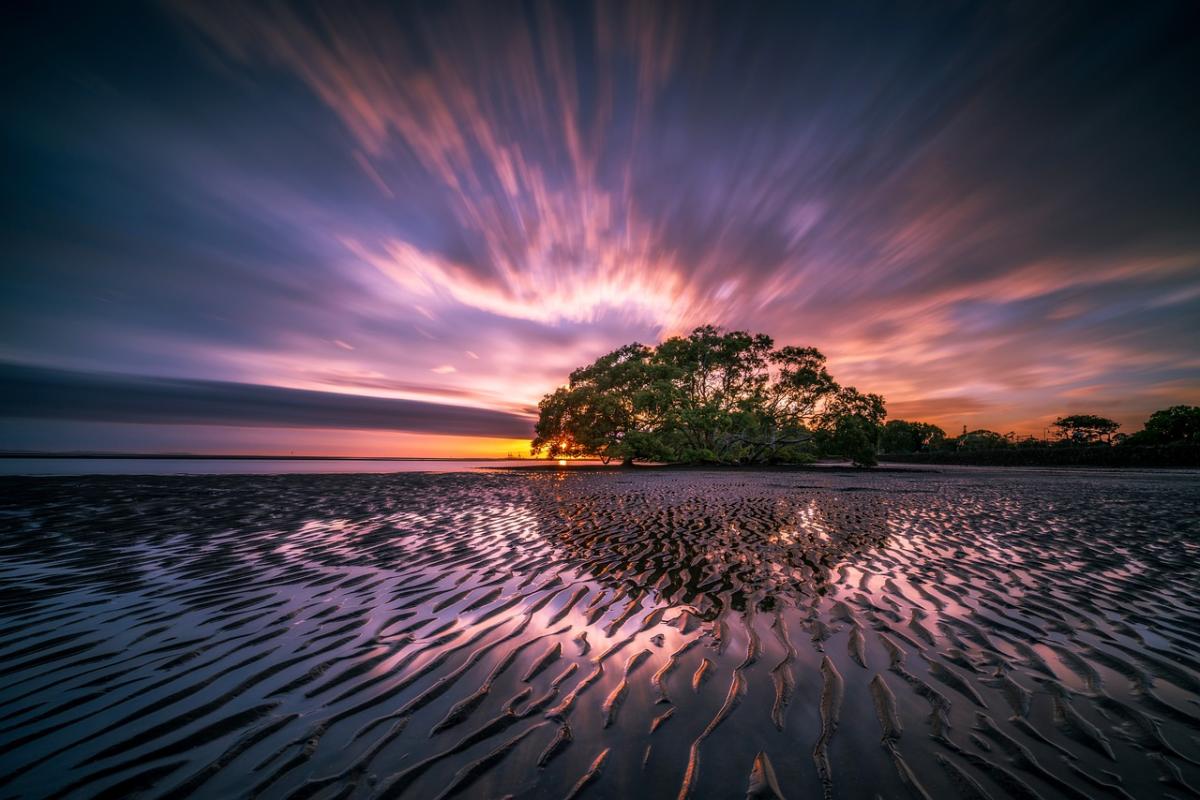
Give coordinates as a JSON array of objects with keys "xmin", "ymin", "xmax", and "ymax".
[
  {"xmin": 0, "ymin": 470, "xmax": 1197, "ymax": 799},
  {"xmin": 534, "ymin": 478, "xmax": 894, "ymax": 618}
]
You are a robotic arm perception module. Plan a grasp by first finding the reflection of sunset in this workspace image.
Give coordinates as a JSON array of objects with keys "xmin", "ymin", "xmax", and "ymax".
[{"xmin": 6, "ymin": 452, "xmax": 1199, "ymax": 797}]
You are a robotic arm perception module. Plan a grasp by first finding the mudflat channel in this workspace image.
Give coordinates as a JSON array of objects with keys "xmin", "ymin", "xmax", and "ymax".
[{"xmin": 0, "ymin": 467, "xmax": 1197, "ymax": 799}]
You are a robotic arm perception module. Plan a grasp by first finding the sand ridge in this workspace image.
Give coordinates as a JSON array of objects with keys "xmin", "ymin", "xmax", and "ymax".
[{"xmin": 0, "ymin": 467, "xmax": 1198, "ymax": 798}]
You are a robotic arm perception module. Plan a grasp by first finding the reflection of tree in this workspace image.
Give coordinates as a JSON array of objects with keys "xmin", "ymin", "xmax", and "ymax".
[
  {"xmin": 527, "ymin": 475, "xmax": 893, "ymax": 620},
  {"xmin": 3, "ymin": 473, "xmax": 894, "ymax": 625}
]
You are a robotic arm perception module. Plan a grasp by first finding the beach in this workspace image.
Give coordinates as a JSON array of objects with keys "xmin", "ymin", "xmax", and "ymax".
[{"xmin": 1, "ymin": 466, "xmax": 1198, "ymax": 798}]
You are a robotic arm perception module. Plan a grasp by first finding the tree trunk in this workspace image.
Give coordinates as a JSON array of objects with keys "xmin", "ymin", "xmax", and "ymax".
[{"xmin": 621, "ymin": 456, "xmax": 634, "ymax": 467}]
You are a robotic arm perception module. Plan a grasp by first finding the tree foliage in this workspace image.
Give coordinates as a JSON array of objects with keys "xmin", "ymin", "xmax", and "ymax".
[
  {"xmin": 1126, "ymin": 405, "xmax": 1200, "ymax": 446},
  {"xmin": 880, "ymin": 420, "xmax": 946, "ymax": 453},
  {"xmin": 956, "ymin": 429, "xmax": 1009, "ymax": 450},
  {"xmin": 532, "ymin": 326, "xmax": 886, "ymax": 466},
  {"xmin": 1051, "ymin": 414, "xmax": 1120, "ymax": 445}
]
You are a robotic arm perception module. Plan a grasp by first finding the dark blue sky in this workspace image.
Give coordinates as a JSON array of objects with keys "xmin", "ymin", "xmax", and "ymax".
[{"xmin": 3, "ymin": 2, "xmax": 1198, "ymax": 453}]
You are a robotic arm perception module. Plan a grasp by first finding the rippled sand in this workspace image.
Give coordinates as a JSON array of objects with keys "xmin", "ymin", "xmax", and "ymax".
[{"xmin": 1, "ymin": 467, "xmax": 1198, "ymax": 799}]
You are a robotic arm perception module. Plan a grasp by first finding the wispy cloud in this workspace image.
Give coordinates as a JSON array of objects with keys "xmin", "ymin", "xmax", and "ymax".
[
  {"xmin": 0, "ymin": 363, "xmax": 533, "ymax": 438},
  {"xmin": 0, "ymin": 2, "xmax": 1196, "ymax": 451}
]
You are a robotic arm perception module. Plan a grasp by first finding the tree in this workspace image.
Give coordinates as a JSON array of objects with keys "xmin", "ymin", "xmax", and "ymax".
[
  {"xmin": 652, "ymin": 326, "xmax": 777, "ymax": 462},
  {"xmin": 824, "ymin": 414, "xmax": 880, "ymax": 467},
  {"xmin": 1126, "ymin": 405, "xmax": 1200, "ymax": 445},
  {"xmin": 531, "ymin": 326, "xmax": 883, "ymax": 465},
  {"xmin": 1051, "ymin": 414, "xmax": 1120, "ymax": 445},
  {"xmin": 880, "ymin": 420, "xmax": 946, "ymax": 453},
  {"xmin": 531, "ymin": 344, "xmax": 660, "ymax": 464},
  {"xmin": 812, "ymin": 387, "xmax": 887, "ymax": 467},
  {"xmin": 956, "ymin": 429, "xmax": 1007, "ymax": 450}
]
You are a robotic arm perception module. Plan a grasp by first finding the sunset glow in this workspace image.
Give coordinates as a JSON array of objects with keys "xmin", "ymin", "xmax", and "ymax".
[{"xmin": 3, "ymin": 3, "xmax": 1198, "ymax": 454}]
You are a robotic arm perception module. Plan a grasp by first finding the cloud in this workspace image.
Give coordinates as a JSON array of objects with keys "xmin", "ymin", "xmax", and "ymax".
[
  {"xmin": 886, "ymin": 396, "xmax": 991, "ymax": 419},
  {"xmin": 174, "ymin": 2, "xmax": 714, "ymax": 330},
  {"xmin": 1, "ymin": 2, "xmax": 1196, "ymax": 446},
  {"xmin": 0, "ymin": 363, "xmax": 533, "ymax": 438}
]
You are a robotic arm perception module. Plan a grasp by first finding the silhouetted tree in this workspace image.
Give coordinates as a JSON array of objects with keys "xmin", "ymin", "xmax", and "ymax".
[
  {"xmin": 1052, "ymin": 414, "xmax": 1120, "ymax": 445},
  {"xmin": 880, "ymin": 420, "xmax": 946, "ymax": 453},
  {"xmin": 1125, "ymin": 405, "xmax": 1200, "ymax": 446},
  {"xmin": 956, "ymin": 429, "xmax": 1008, "ymax": 450},
  {"xmin": 812, "ymin": 387, "xmax": 887, "ymax": 467}
]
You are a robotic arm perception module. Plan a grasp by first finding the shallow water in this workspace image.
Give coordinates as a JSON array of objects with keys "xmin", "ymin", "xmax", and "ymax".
[{"xmin": 0, "ymin": 468, "xmax": 1197, "ymax": 799}]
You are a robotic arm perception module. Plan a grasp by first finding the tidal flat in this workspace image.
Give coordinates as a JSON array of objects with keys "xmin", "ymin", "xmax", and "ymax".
[{"xmin": 1, "ymin": 467, "xmax": 1198, "ymax": 799}]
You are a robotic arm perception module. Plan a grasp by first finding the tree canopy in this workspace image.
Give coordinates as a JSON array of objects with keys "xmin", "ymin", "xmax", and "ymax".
[
  {"xmin": 1052, "ymin": 414, "xmax": 1120, "ymax": 445},
  {"xmin": 880, "ymin": 420, "xmax": 946, "ymax": 453},
  {"xmin": 1127, "ymin": 405, "xmax": 1200, "ymax": 446},
  {"xmin": 532, "ymin": 326, "xmax": 886, "ymax": 466}
]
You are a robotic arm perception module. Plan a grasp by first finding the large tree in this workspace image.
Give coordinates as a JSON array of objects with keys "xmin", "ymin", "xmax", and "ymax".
[
  {"xmin": 812, "ymin": 387, "xmax": 888, "ymax": 467},
  {"xmin": 652, "ymin": 326, "xmax": 776, "ymax": 462},
  {"xmin": 532, "ymin": 326, "xmax": 884, "ymax": 465},
  {"xmin": 1052, "ymin": 414, "xmax": 1120, "ymax": 445},
  {"xmin": 1126, "ymin": 405, "xmax": 1200, "ymax": 445},
  {"xmin": 531, "ymin": 343, "xmax": 667, "ymax": 464}
]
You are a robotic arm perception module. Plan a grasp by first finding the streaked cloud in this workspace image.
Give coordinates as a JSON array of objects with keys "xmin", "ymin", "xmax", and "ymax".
[
  {"xmin": 0, "ymin": 363, "xmax": 532, "ymax": 438},
  {"xmin": 1, "ymin": 2, "xmax": 1197, "ymax": 451}
]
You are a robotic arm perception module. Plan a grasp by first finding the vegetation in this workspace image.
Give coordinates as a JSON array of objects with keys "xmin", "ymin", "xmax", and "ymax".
[
  {"xmin": 532, "ymin": 326, "xmax": 886, "ymax": 466},
  {"xmin": 534, "ymin": 331, "xmax": 1198, "ymax": 470},
  {"xmin": 879, "ymin": 405, "xmax": 1200, "ymax": 467},
  {"xmin": 1051, "ymin": 414, "xmax": 1120, "ymax": 444},
  {"xmin": 1125, "ymin": 405, "xmax": 1200, "ymax": 446},
  {"xmin": 880, "ymin": 420, "xmax": 946, "ymax": 453}
]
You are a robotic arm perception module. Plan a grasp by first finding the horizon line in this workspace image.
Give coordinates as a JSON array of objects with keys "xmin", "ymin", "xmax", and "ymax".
[{"xmin": 0, "ymin": 452, "xmax": 553, "ymax": 461}]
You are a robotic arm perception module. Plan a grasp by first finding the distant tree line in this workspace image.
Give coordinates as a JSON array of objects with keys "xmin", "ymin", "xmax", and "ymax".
[
  {"xmin": 879, "ymin": 405, "xmax": 1200, "ymax": 467},
  {"xmin": 532, "ymin": 326, "xmax": 886, "ymax": 466}
]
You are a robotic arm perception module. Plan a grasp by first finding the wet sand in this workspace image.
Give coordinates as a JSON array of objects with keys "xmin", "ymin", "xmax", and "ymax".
[{"xmin": 1, "ymin": 467, "xmax": 1198, "ymax": 799}]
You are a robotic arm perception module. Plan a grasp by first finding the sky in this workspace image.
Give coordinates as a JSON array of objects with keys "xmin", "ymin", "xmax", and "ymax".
[{"xmin": 3, "ymin": 2, "xmax": 1199, "ymax": 455}]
